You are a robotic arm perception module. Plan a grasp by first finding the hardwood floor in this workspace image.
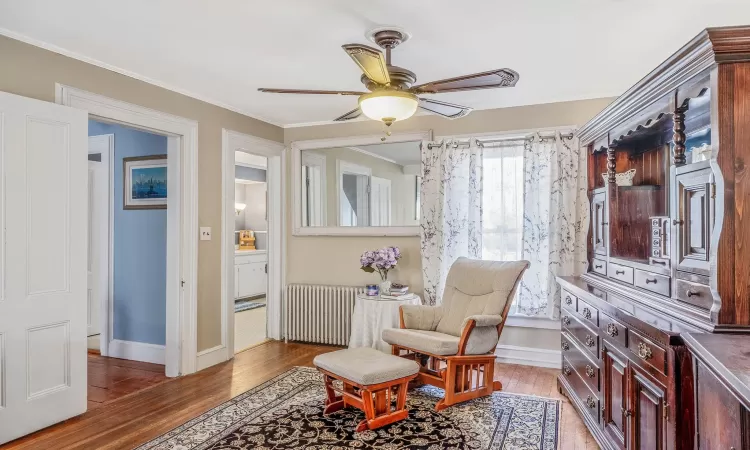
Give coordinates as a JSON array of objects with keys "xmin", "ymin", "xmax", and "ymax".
[
  {"xmin": 87, "ymin": 352, "xmax": 169, "ymax": 410},
  {"xmin": 5, "ymin": 342, "xmax": 597, "ymax": 449}
]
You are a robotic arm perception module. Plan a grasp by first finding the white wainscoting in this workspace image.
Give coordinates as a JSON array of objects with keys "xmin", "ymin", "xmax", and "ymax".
[
  {"xmin": 196, "ymin": 345, "xmax": 229, "ymax": 372},
  {"xmin": 108, "ymin": 340, "xmax": 166, "ymax": 365},
  {"xmin": 495, "ymin": 344, "xmax": 562, "ymax": 369}
]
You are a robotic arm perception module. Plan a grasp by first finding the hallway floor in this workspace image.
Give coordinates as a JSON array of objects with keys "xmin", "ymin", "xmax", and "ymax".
[
  {"xmin": 87, "ymin": 352, "xmax": 169, "ymax": 410},
  {"xmin": 234, "ymin": 297, "xmax": 267, "ymax": 353}
]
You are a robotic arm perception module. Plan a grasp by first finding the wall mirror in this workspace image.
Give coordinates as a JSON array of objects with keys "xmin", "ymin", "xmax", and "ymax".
[{"xmin": 292, "ymin": 131, "xmax": 431, "ymax": 236}]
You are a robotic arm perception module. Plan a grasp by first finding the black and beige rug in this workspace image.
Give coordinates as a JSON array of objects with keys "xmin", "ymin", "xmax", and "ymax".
[{"xmin": 137, "ymin": 367, "xmax": 559, "ymax": 450}]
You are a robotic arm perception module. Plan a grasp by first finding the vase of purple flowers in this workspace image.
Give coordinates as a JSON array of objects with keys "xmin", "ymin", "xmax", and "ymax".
[{"xmin": 360, "ymin": 246, "xmax": 401, "ymax": 295}]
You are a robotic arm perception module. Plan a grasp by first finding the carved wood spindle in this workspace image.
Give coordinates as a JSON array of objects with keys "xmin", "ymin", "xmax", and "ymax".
[
  {"xmin": 673, "ymin": 109, "xmax": 686, "ymax": 165},
  {"xmin": 607, "ymin": 147, "xmax": 616, "ymax": 183}
]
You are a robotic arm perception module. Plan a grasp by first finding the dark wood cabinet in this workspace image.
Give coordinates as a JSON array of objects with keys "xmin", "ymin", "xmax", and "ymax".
[{"xmin": 557, "ymin": 26, "xmax": 750, "ymax": 450}]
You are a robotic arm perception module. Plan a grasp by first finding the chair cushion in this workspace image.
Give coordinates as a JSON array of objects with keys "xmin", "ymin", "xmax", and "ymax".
[
  {"xmin": 313, "ymin": 347, "xmax": 419, "ymax": 385},
  {"xmin": 382, "ymin": 328, "xmax": 460, "ymax": 356}
]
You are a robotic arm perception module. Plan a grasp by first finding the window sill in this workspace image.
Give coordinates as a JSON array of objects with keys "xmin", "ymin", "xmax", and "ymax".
[{"xmin": 504, "ymin": 315, "xmax": 561, "ymax": 330}]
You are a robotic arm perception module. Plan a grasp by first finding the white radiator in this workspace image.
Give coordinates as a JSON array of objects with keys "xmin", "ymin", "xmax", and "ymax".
[{"xmin": 284, "ymin": 284, "xmax": 364, "ymax": 346}]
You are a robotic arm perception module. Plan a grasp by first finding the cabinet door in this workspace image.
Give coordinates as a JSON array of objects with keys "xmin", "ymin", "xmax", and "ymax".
[
  {"xmin": 673, "ymin": 166, "xmax": 713, "ymax": 275},
  {"xmin": 234, "ymin": 266, "xmax": 240, "ymax": 299},
  {"xmin": 629, "ymin": 364, "xmax": 667, "ymax": 450},
  {"xmin": 592, "ymin": 191, "xmax": 608, "ymax": 256},
  {"xmin": 695, "ymin": 360, "xmax": 748, "ymax": 450},
  {"xmin": 602, "ymin": 344, "xmax": 628, "ymax": 449},
  {"xmin": 237, "ymin": 263, "xmax": 254, "ymax": 298}
]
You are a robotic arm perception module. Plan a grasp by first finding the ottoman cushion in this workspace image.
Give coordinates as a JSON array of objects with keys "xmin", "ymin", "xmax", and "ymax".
[{"xmin": 313, "ymin": 347, "xmax": 419, "ymax": 385}]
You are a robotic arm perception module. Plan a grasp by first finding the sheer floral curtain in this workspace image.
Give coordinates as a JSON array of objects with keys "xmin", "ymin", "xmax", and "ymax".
[
  {"xmin": 420, "ymin": 141, "xmax": 482, "ymax": 305},
  {"xmin": 515, "ymin": 132, "xmax": 588, "ymax": 319}
]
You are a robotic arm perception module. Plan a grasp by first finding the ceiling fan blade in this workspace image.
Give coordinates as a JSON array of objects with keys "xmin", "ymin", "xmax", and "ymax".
[
  {"xmin": 334, "ymin": 107, "xmax": 362, "ymax": 122},
  {"xmin": 418, "ymin": 98, "xmax": 472, "ymax": 119},
  {"xmin": 412, "ymin": 69, "xmax": 519, "ymax": 94},
  {"xmin": 342, "ymin": 44, "xmax": 391, "ymax": 85},
  {"xmin": 258, "ymin": 88, "xmax": 366, "ymax": 95}
]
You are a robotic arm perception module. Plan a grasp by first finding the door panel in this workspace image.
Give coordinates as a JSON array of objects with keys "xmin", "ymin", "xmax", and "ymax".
[
  {"xmin": 630, "ymin": 364, "xmax": 667, "ymax": 450},
  {"xmin": 592, "ymin": 191, "xmax": 608, "ymax": 256},
  {"xmin": 602, "ymin": 344, "xmax": 627, "ymax": 449},
  {"xmin": 0, "ymin": 91, "xmax": 88, "ymax": 444},
  {"xmin": 673, "ymin": 166, "xmax": 713, "ymax": 275},
  {"xmin": 370, "ymin": 176, "xmax": 391, "ymax": 226},
  {"xmin": 87, "ymin": 136, "xmax": 111, "ymax": 339}
]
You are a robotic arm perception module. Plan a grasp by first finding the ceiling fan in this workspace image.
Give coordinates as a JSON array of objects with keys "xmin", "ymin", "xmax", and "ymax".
[{"xmin": 258, "ymin": 28, "xmax": 519, "ymax": 126}]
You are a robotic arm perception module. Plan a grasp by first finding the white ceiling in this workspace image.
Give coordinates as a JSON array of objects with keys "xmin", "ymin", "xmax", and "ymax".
[{"xmin": 1, "ymin": 1, "xmax": 749, "ymax": 127}]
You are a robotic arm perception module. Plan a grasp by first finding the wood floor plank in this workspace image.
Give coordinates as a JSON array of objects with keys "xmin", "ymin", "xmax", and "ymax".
[{"xmin": 4, "ymin": 341, "xmax": 593, "ymax": 449}]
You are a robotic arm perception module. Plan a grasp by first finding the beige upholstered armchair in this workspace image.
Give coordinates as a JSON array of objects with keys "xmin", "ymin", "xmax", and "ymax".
[{"xmin": 382, "ymin": 257, "xmax": 529, "ymax": 410}]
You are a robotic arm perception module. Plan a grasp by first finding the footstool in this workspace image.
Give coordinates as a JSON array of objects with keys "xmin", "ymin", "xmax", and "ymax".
[{"xmin": 313, "ymin": 347, "xmax": 420, "ymax": 432}]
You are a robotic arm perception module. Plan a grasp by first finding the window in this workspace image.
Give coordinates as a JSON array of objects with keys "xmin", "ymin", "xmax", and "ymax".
[{"xmin": 481, "ymin": 144, "xmax": 524, "ymax": 261}]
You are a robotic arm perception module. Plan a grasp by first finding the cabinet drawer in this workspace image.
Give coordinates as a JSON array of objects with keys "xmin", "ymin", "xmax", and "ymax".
[
  {"xmin": 627, "ymin": 329, "xmax": 667, "ymax": 374},
  {"xmin": 562, "ymin": 332, "xmax": 600, "ymax": 393},
  {"xmin": 562, "ymin": 356, "xmax": 600, "ymax": 424},
  {"xmin": 608, "ymin": 262, "xmax": 634, "ymax": 285},
  {"xmin": 591, "ymin": 258, "xmax": 607, "ymax": 276},
  {"xmin": 576, "ymin": 297, "xmax": 599, "ymax": 329},
  {"xmin": 562, "ymin": 289, "xmax": 577, "ymax": 309},
  {"xmin": 674, "ymin": 278, "xmax": 713, "ymax": 310},
  {"xmin": 599, "ymin": 313, "xmax": 628, "ymax": 349},
  {"xmin": 563, "ymin": 308, "xmax": 599, "ymax": 360},
  {"xmin": 634, "ymin": 269, "xmax": 670, "ymax": 297}
]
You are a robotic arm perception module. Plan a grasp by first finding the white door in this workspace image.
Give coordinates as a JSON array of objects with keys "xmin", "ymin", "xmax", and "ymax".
[
  {"xmin": 0, "ymin": 91, "xmax": 88, "ymax": 444},
  {"xmin": 370, "ymin": 176, "xmax": 392, "ymax": 226},
  {"xmin": 87, "ymin": 136, "xmax": 111, "ymax": 349}
]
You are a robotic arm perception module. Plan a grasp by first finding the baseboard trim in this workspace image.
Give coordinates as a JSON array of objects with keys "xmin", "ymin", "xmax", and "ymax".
[
  {"xmin": 196, "ymin": 345, "xmax": 230, "ymax": 371},
  {"xmin": 108, "ymin": 339, "xmax": 166, "ymax": 365},
  {"xmin": 495, "ymin": 344, "xmax": 561, "ymax": 369}
]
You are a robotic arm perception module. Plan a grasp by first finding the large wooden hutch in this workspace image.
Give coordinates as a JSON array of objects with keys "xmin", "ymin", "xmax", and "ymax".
[{"xmin": 557, "ymin": 26, "xmax": 750, "ymax": 449}]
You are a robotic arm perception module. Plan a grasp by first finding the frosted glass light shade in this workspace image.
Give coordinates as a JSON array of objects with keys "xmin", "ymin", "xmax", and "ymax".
[
  {"xmin": 235, "ymin": 202, "xmax": 246, "ymax": 214},
  {"xmin": 359, "ymin": 91, "xmax": 418, "ymax": 123}
]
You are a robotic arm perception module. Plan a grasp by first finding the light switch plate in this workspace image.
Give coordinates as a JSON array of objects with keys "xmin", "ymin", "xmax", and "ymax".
[{"xmin": 200, "ymin": 227, "xmax": 212, "ymax": 240}]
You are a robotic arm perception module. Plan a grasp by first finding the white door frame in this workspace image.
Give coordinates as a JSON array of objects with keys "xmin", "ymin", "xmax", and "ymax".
[
  {"xmin": 87, "ymin": 134, "xmax": 114, "ymax": 356},
  {"xmin": 209, "ymin": 129, "xmax": 283, "ymax": 370},
  {"xmin": 57, "ymin": 85, "xmax": 199, "ymax": 377}
]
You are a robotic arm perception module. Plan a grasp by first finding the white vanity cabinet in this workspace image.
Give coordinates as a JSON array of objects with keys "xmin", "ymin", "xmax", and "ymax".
[{"xmin": 234, "ymin": 251, "xmax": 267, "ymax": 299}]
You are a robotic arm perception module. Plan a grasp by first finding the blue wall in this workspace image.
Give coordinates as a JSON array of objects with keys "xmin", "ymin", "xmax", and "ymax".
[{"xmin": 89, "ymin": 120, "xmax": 168, "ymax": 346}]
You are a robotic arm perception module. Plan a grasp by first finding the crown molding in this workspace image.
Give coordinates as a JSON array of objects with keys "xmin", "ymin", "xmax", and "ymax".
[{"xmin": 0, "ymin": 27, "xmax": 285, "ymax": 128}]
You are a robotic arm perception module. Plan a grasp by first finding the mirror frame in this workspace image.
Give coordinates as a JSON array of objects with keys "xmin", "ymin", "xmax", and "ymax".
[{"xmin": 291, "ymin": 130, "xmax": 432, "ymax": 236}]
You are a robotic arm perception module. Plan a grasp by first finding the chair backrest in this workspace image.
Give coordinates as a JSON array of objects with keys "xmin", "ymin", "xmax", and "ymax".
[{"xmin": 435, "ymin": 257, "xmax": 530, "ymax": 337}]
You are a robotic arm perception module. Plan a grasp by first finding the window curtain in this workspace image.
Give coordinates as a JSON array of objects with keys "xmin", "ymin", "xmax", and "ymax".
[
  {"xmin": 420, "ymin": 141, "xmax": 483, "ymax": 305},
  {"xmin": 516, "ymin": 132, "xmax": 588, "ymax": 319}
]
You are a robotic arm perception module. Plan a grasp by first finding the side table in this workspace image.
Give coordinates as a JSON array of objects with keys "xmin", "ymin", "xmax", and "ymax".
[{"xmin": 348, "ymin": 293, "xmax": 421, "ymax": 353}]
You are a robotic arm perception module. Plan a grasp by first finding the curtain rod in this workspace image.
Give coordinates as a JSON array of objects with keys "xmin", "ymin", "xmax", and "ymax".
[{"xmin": 424, "ymin": 132, "xmax": 575, "ymax": 150}]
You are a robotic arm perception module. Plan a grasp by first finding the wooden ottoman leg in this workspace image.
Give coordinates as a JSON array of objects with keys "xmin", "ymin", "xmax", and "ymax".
[
  {"xmin": 356, "ymin": 376, "xmax": 414, "ymax": 432},
  {"xmin": 322, "ymin": 375, "xmax": 344, "ymax": 415}
]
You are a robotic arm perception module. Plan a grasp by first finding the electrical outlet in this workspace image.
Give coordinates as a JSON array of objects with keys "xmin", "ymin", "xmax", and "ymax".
[{"xmin": 200, "ymin": 227, "xmax": 212, "ymax": 240}]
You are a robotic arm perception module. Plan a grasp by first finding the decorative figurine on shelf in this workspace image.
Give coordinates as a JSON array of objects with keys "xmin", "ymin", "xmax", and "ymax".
[
  {"xmin": 360, "ymin": 246, "xmax": 401, "ymax": 295},
  {"xmin": 238, "ymin": 230, "xmax": 256, "ymax": 250}
]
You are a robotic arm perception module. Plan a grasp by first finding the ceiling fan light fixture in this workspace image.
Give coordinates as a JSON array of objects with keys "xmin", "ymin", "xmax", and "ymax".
[{"xmin": 358, "ymin": 90, "xmax": 418, "ymax": 124}]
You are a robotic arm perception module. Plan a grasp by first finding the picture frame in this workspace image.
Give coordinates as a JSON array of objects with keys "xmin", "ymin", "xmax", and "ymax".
[{"xmin": 123, "ymin": 155, "xmax": 168, "ymax": 210}]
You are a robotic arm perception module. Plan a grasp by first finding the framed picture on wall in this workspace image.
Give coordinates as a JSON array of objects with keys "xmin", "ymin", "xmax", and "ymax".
[{"xmin": 123, "ymin": 155, "xmax": 168, "ymax": 210}]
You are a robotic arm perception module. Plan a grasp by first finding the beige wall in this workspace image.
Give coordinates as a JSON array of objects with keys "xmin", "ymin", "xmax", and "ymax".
[
  {"xmin": 0, "ymin": 35, "xmax": 283, "ymax": 352},
  {"xmin": 285, "ymin": 97, "xmax": 615, "ymax": 351}
]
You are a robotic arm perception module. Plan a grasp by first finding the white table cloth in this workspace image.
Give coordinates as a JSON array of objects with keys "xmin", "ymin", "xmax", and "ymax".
[{"xmin": 348, "ymin": 293, "xmax": 421, "ymax": 353}]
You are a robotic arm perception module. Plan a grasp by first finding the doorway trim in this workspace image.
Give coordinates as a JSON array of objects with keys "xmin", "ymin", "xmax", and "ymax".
[
  {"xmin": 56, "ymin": 84, "xmax": 199, "ymax": 377},
  {"xmin": 212, "ymin": 129, "xmax": 283, "ymax": 369}
]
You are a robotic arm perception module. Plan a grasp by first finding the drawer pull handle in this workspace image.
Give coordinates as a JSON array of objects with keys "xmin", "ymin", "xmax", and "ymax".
[
  {"xmin": 673, "ymin": 219, "xmax": 684, "ymax": 226},
  {"xmin": 615, "ymin": 270, "xmax": 625, "ymax": 275},
  {"xmin": 563, "ymin": 316, "xmax": 571, "ymax": 326},
  {"xmin": 652, "ymin": 260, "xmax": 666, "ymax": 266},
  {"xmin": 687, "ymin": 290, "xmax": 700, "ymax": 298},
  {"xmin": 585, "ymin": 396, "xmax": 596, "ymax": 409},
  {"xmin": 565, "ymin": 295, "xmax": 573, "ymax": 306},
  {"xmin": 582, "ymin": 307, "xmax": 592, "ymax": 320},
  {"xmin": 637, "ymin": 342, "xmax": 653, "ymax": 360},
  {"xmin": 596, "ymin": 238, "xmax": 602, "ymax": 244},
  {"xmin": 585, "ymin": 365, "xmax": 595, "ymax": 378},
  {"xmin": 585, "ymin": 335, "xmax": 596, "ymax": 347},
  {"xmin": 563, "ymin": 365, "xmax": 572, "ymax": 376},
  {"xmin": 561, "ymin": 342, "xmax": 569, "ymax": 351},
  {"xmin": 594, "ymin": 264, "xmax": 603, "ymax": 269},
  {"xmin": 621, "ymin": 407, "xmax": 632, "ymax": 417},
  {"xmin": 645, "ymin": 278, "xmax": 657, "ymax": 284},
  {"xmin": 606, "ymin": 323, "xmax": 619, "ymax": 337}
]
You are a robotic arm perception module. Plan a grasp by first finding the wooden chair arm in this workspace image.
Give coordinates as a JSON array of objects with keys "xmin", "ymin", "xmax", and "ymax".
[
  {"xmin": 456, "ymin": 319, "xmax": 477, "ymax": 356},
  {"xmin": 399, "ymin": 306, "xmax": 406, "ymax": 329}
]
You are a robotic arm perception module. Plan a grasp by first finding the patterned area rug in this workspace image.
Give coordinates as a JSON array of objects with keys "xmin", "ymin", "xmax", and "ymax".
[{"xmin": 137, "ymin": 367, "xmax": 559, "ymax": 450}]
